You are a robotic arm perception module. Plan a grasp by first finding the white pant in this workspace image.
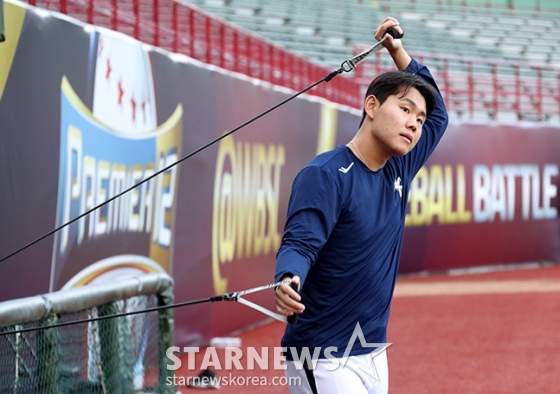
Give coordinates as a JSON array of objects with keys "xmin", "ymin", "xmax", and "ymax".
[{"xmin": 286, "ymin": 350, "xmax": 388, "ymax": 394}]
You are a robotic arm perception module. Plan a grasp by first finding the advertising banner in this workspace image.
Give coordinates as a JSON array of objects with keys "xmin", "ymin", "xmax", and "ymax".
[{"xmin": 402, "ymin": 123, "xmax": 560, "ymax": 272}]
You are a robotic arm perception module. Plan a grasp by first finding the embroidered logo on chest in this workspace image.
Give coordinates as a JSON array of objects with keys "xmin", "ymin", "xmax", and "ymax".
[{"xmin": 339, "ymin": 162, "xmax": 354, "ymax": 173}]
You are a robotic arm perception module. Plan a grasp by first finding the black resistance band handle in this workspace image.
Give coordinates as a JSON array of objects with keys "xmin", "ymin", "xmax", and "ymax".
[
  {"xmin": 287, "ymin": 282, "xmax": 299, "ymax": 324},
  {"xmin": 386, "ymin": 27, "xmax": 404, "ymax": 39}
]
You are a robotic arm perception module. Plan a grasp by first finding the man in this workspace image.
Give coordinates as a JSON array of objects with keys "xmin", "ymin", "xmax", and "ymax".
[{"xmin": 274, "ymin": 17, "xmax": 449, "ymax": 394}]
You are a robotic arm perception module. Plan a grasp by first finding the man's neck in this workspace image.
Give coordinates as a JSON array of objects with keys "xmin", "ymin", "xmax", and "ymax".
[{"xmin": 348, "ymin": 133, "xmax": 387, "ymax": 171}]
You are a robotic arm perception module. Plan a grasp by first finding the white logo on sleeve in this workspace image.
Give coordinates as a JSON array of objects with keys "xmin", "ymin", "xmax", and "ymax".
[
  {"xmin": 339, "ymin": 162, "xmax": 354, "ymax": 173},
  {"xmin": 394, "ymin": 177, "xmax": 403, "ymax": 197}
]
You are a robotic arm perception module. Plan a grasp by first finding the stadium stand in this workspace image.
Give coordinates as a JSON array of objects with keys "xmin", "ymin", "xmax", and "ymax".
[
  {"xmin": 177, "ymin": 0, "xmax": 560, "ymax": 122},
  {"xmin": 384, "ymin": 1, "xmax": 560, "ymax": 65},
  {"xmin": 180, "ymin": 0, "xmax": 560, "ymax": 69}
]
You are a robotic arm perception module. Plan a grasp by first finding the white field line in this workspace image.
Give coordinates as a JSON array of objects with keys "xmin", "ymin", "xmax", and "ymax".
[{"xmin": 393, "ymin": 279, "xmax": 560, "ymax": 297}]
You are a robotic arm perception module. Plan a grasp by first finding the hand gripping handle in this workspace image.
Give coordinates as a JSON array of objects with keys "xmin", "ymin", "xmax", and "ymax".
[
  {"xmin": 287, "ymin": 282, "xmax": 299, "ymax": 324},
  {"xmin": 386, "ymin": 27, "xmax": 404, "ymax": 39},
  {"xmin": 339, "ymin": 27, "xmax": 404, "ymax": 73}
]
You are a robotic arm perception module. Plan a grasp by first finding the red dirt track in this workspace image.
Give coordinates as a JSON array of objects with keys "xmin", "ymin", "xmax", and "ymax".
[{"xmin": 177, "ymin": 264, "xmax": 560, "ymax": 393}]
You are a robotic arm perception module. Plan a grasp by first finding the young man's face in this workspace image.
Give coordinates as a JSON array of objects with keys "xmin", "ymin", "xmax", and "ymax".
[{"xmin": 366, "ymin": 87, "xmax": 427, "ymax": 158}]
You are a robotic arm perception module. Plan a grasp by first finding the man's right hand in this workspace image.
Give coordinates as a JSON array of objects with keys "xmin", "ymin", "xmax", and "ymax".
[{"xmin": 275, "ymin": 276, "xmax": 305, "ymax": 318}]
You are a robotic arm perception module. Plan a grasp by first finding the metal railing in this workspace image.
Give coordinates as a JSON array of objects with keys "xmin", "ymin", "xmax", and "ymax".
[
  {"xmin": 354, "ymin": 47, "xmax": 560, "ymax": 121},
  {"xmin": 25, "ymin": 0, "xmax": 560, "ymax": 120}
]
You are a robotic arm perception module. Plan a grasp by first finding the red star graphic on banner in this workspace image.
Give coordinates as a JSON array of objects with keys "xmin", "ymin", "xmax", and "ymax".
[
  {"xmin": 106, "ymin": 58, "xmax": 112, "ymax": 80},
  {"xmin": 131, "ymin": 96, "xmax": 137, "ymax": 122},
  {"xmin": 117, "ymin": 80, "xmax": 125, "ymax": 105}
]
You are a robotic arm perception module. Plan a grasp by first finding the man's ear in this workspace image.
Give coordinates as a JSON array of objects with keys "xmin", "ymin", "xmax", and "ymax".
[{"xmin": 364, "ymin": 95, "xmax": 378, "ymax": 120}]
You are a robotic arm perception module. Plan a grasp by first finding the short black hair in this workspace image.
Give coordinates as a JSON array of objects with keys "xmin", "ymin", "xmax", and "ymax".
[{"xmin": 359, "ymin": 71, "xmax": 437, "ymax": 127}]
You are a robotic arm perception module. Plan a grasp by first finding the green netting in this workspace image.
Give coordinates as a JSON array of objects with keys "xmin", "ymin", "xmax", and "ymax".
[{"xmin": 0, "ymin": 293, "xmax": 175, "ymax": 394}]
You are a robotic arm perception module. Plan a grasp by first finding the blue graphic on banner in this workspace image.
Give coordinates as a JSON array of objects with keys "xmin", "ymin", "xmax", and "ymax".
[{"xmin": 51, "ymin": 77, "xmax": 181, "ymax": 290}]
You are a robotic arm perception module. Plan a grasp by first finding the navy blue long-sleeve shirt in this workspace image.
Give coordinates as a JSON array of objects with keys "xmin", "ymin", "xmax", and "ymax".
[{"xmin": 275, "ymin": 58, "xmax": 449, "ymax": 359}]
